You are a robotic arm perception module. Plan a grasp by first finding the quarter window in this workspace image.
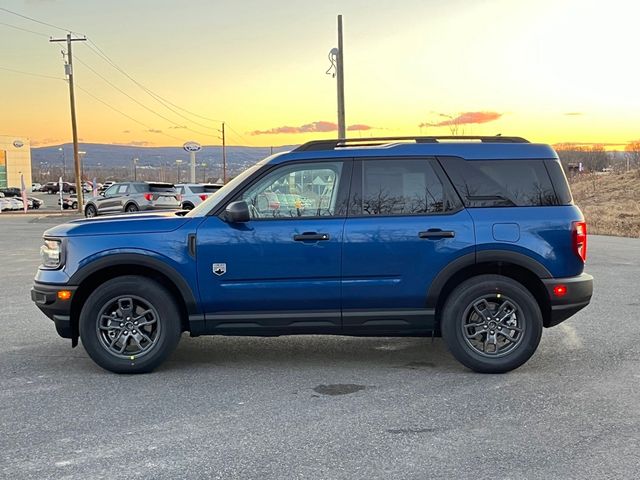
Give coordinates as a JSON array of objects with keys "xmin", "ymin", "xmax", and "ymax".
[
  {"xmin": 442, "ymin": 157, "xmax": 560, "ymax": 207},
  {"xmin": 241, "ymin": 162, "xmax": 344, "ymax": 219},
  {"xmin": 355, "ymin": 159, "xmax": 455, "ymax": 216}
]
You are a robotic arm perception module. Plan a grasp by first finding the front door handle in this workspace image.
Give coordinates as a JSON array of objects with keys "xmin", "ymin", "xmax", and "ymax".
[
  {"xmin": 419, "ymin": 229, "xmax": 455, "ymax": 239},
  {"xmin": 293, "ymin": 232, "xmax": 330, "ymax": 241}
]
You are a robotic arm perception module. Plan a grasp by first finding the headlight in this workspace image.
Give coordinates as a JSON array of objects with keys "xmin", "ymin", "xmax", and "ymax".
[{"xmin": 40, "ymin": 239, "xmax": 62, "ymax": 269}]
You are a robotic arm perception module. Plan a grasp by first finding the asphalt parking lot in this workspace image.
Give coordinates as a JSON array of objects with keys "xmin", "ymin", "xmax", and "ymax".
[{"xmin": 0, "ymin": 215, "xmax": 638, "ymax": 480}]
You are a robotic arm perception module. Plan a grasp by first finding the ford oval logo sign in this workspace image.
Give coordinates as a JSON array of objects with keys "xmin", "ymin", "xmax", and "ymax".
[
  {"xmin": 183, "ymin": 141, "xmax": 202, "ymax": 153},
  {"xmin": 13, "ymin": 140, "xmax": 24, "ymax": 148}
]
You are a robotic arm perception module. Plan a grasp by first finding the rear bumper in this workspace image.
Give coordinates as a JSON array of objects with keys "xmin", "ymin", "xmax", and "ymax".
[
  {"xmin": 140, "ymin": 204, "xmax": 181, "ymax": 211},
  {"xmin": 542, "ymin": 273, "xmax": 593, "ymax": 327},
  {"xmin": 31, "ymin": 282, "xmax": 77, "ymax": 338}
]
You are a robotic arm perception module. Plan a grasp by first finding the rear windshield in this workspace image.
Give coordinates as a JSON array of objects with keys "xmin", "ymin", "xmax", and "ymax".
[
  {"xmin": 189, "ymin": 185, "xmax": 222, "ymax": 194},
  {"xmin": 146, "ymin": 183, "xmax": 176, "ymax": 193},
  {"xmin": 440, "ymin": 157, "xmax": 569, "ymax": 207}
]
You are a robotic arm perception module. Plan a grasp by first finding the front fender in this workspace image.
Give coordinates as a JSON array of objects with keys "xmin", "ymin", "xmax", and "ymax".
[{"xmin": 68, "ymin": 250, "xmax": 200, "ymax": 314}]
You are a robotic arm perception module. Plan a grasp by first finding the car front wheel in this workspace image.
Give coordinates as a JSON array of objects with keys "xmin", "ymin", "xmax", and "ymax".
[
  {"xmin": 85, "ymin": 204, "xmax": 97, "ymax": 217},
  {"xmin": 441, "ymin": 274, "xmax": 543, "ymax": 373},
  {"xmin": 79, "ymin": 275, "xmax": 182, "ymax": 374}
]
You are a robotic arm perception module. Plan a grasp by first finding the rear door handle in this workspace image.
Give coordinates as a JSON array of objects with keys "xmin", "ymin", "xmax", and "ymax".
[
  {"xmin": 293, "ymin": 232, "xmax": 330, "ymax": 241},
  {"xmin": 419, "ymin": 229, "xmax": 455, "ymax": 239}
]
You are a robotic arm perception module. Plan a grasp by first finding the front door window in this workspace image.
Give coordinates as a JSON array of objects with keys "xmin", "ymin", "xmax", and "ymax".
[{"xmin": 241, "ymin": 162, "xmax": 344, "ymax": 219}]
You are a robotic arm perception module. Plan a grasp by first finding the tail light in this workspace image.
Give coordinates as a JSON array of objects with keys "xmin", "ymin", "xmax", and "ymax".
[
  {"xmin": 143, "ymin": 193, "xmax": 153, "ymax": 201},
  {"xmin": 199, "ymin": 194, "xmax": 208, "ymax": 201},
  {"xmin": 572, "ymin": 221, "xmax": 587, "ymax": 262}
]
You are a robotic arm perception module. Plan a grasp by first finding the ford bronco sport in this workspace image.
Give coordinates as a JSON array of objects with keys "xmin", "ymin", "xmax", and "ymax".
[{"xmin": 31, "ymin": 136, "xmax": 593, "ymax": 374}]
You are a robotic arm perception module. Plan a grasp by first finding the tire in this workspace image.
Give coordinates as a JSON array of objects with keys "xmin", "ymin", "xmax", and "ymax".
[
  {"xmin": 125, "ymin": 203, "xmax": 139, "ymax": 213},
  {"xmin": 70, "ymin": 189, "xmax": 76, "ymax": 194},
  {"xmin": 79, "ymin": 275, "xmax": 182, "ymax": 374},
  {"xmin": 441, "ymin": 274, "xmax": 543, "ymax": 373},
  {"xmin": 182, "ymin": 202, "xmax": 194, "ymax": 210},
  {"xmin": 71, "ymin": 202, "xmax": 78, "ymax": 209},
  {"xmin": 85, "ymin": 204, "xmax": 97, "ymax": 218}
]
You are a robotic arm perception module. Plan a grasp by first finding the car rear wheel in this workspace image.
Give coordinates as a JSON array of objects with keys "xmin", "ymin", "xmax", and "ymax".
[
  {"xmin": 85, "ymin": 204, "xmax": 97, "ymax": 217},
  {"xmin": 71, "ymin": 201, "xmax": 78, "ymax": 209},
  {"xmin": 125, "ymin": 203, "xmax": 139, "ymax": 213},
  {"xmin": 441, "ymin": 274, "xmax": 543, "ymax": 373},
  {"xmin": 182, "ymin": 202, "xmax": 194, "ymax": 210},
  {"xmin": 79, "ymin": 275, "xmax": 182, "ymax": 374}
]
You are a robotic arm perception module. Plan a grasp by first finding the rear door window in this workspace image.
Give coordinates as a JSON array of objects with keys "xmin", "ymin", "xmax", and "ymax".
[
  {"xmin": 440, "ymin": 157, "xmax": 561, "ymax": 207},
  {"xmin": 351, "ymin": 158, "xmax": 461, "ymax": 216}
]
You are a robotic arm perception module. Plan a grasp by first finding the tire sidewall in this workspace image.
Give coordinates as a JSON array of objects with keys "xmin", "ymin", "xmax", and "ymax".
[
  {"xmin": 85, "ymin": 205, "xmax": 96, "ymax": 217},
  {"xmin": 442, "ymin": 275, "xmax": 543, "ymax": 373},
  {"xmin": 79, "ymin": 276, "xmax": 181, "ymax": 373}
]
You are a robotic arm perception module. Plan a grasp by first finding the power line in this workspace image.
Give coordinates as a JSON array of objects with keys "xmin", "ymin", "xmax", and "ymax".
[
  {"xmin": 225, "ymin": 123, "xmax": 255, "ymax": 147},
  {"xmin": 83, "ymin": 41, "xmax": 216, "ymax": 129},
  {"xmin": 0, "ymin": 6, "xmax": 75, "ymax": 33},
  {"xmin": 0, "ymin": 65, "xmax": 64, "ymax": 81},
  {"xmin": 2, "ymin": 6, "xmax": 254, "ymax": 147},
  {"xmin": 85, "ymin": 39, "xmax": 224, "ymax": 124},
  {"xmin": 74, "ymin": 83, "xmax": 187, "ymax": 143},
  {"xmin": 0, "ymin": 20, "xmax": 49, "ymax": 37},
  {"xmin": 73, "ymin": 53, "xmax": 216, "ymax": 138}
]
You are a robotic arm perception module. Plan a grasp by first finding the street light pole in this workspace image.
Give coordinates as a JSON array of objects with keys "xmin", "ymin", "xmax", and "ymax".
[
  {"xmin": 175, "ymin": 160, "xmax": 182, "ymax": 183},
  {"xmin": 58, "ymin": 147, "xmax": 66, "ymax": 180}
]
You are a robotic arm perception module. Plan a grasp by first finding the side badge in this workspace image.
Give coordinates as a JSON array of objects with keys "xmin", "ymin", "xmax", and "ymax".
[{"xmin": 212, "ymin": 263, "xmax": 227, "ymax": 276}]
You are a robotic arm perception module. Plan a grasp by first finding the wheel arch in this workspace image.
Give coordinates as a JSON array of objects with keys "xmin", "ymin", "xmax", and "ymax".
[
  {"xmin": 123, "ymin": 201, "xmax": 139, "ymax": 211},
  {"xmin": 84, "ymin": 202, "xmax": 97, "ymax": 214},
  {"xmin": 428, "ymin": 251, "xmax": 552, "ymax": 330},
  {"xmin": 69, "ymin": 254, "xmax": 200, "ymax": 340}
]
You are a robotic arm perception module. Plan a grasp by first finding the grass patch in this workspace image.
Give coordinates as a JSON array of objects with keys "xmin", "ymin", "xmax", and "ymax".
[{"xmin": 570, "ymin": 169, "xmax": 640, "ymax": 238}]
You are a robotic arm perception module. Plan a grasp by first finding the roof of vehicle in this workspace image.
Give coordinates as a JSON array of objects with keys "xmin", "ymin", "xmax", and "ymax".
[{"xmin": 269, "ymin": 136, "xmax": 559, "ymax": 164}]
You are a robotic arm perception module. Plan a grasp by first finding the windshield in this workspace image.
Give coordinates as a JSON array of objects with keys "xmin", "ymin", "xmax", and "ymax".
[{"xmin": 186, "ymin": 164, "xmax": 262, "ymax": 217}]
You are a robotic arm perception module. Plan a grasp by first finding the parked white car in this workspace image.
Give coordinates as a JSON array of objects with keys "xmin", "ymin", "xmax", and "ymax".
[
  {"xmin": 0, "ymin": 193, "xmax": 11, "ymax": 211},
  {"xmin": 176, "ymin": 183, "xmax": 223, "ymax": 210},
  {"xmin": 6, "ymin": 197, "xmax": 25, "ymax": 210}
]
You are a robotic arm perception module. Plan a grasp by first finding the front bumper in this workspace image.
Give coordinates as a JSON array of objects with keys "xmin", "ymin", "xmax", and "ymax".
[
  {"xmin": 31, "ymin": 282, "xmax": 78, "ymax": 339},
  {"xmin": 542, "ymin": 273, "xmax": 593, "ymax": 327}
]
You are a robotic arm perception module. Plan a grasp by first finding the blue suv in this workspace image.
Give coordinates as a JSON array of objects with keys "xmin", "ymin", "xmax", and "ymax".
[{"xmin": 31, "ymin": 136, "xmax": 593, "ymax": 374}]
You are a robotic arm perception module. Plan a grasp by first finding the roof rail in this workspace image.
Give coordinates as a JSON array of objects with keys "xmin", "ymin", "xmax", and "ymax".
[{"xmin": 293, "ymin": 135, "xmax": 530, "ymax": 152}]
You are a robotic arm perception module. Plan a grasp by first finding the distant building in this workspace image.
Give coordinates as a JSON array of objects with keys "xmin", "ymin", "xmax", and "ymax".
[{"xmin": 0, "ymin": 135, "xmax": 32, "ymax": 189}]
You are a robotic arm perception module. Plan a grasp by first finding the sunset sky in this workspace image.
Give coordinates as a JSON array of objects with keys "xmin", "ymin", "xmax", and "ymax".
[{"xmin": 1, "ymin": 0, "xmax": 638, "ymax": 149}]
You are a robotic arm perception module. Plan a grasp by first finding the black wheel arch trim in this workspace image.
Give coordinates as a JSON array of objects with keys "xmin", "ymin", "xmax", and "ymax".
[
  {"xmin": 475, "ymin": 250, "xmax": 552, "ymax": 278},
  {"xmin": 68, "ymin": 253, "xmax": 199, "ymax": 314},
  {"xmin": 426, "ymin": 250, "xmax": 553, "ymax": 308}
]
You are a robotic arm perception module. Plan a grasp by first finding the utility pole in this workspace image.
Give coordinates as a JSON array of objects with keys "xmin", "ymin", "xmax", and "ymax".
[
  {"xmin": 50, "ymin": 33, "xmax": 86, "ymax": 213},
  {"xmin": 218, "ymin": 122, "xmax": 227, "ymax": 183},
  {"xmin": 336, "ymin": 15, "xmax": 346, "ymax": 139}
]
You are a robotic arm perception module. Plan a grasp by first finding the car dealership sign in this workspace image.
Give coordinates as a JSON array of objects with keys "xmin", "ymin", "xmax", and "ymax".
[{"xmin": 183, "ymin": 141, "xmax": 202, "ymax": 153}]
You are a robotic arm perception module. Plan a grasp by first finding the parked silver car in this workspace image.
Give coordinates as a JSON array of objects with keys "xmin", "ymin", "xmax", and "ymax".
[
  {"xmin": 83, "ymin": 182, "xmax": 181, "ymax": 217},
  {"xmin": 175, "ymin": 183, "xmax": 223, "ymax": 210}
]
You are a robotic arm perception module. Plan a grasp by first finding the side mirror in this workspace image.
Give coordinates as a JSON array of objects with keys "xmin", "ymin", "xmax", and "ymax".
[{"xmin": 225, "ymin": 200, "xmax": 250, "ymax": 223}]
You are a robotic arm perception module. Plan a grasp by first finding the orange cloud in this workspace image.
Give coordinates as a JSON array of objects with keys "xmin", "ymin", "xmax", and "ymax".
[
  {"xmin": 347, "ymin": 124, "xmax": 373, "ymax": 131},
  {"xmin": 251, "ymin": 121, "xmax": 374, "ymax": 135},
  {"xmin": 420, "ymin": 111, "xmax": 502, "ymax": 128}
]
